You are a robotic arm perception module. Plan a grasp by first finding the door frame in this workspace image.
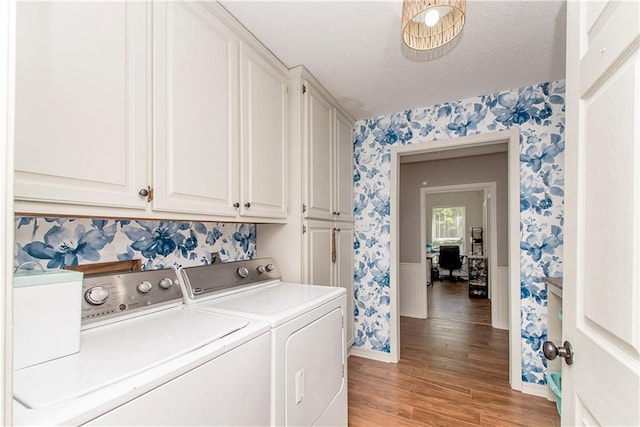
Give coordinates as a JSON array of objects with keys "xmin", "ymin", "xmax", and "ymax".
[
  {"xmin": 1, "ymin": 0, "xmax": 15, "ymax": 421},
  {"xmin": 389, "ymin": 128, "xmax": 522, "ymax": 390},
  {"xmin": 420, "ymin": 182, "xmax": 499, "ymax": 325}
]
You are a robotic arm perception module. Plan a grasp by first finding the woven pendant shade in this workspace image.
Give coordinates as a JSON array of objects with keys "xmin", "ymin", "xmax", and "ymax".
[{"xmin": 402, "ymin": 0, "xmax": 466, "ymax": 51}]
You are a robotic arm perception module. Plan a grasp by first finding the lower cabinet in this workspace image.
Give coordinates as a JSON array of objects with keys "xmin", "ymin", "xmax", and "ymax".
[{"xmin": 304, "ymin": 220, "xmax": 354, "ymax": 346}]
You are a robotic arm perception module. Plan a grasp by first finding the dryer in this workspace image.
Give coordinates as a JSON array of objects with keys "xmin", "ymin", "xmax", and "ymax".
[{"xmin": 179, "ymin": 258, "xmax": 348, "ymax": 426}]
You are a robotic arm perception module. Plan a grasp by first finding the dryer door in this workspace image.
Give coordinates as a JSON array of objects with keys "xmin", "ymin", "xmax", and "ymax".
[{"xmin": 285, "ymin": 307, "xmax": 344, "ymax": 426}]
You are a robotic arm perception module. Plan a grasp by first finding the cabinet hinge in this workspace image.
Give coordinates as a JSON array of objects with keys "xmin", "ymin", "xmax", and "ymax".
[
  {"xmin": 302, "ymin": 84, "xmax": 307, "ymax": 94},
  {"xmin": 302, "ymin": 203, "xmax": 307, "ymax": 213},
  {"xmin": 302, "ymin": 224, "xmax": 307, "ymax": 234},
  {"xmin": 146, "ymin": 186, "xmax": 154, "ymax": 203}
]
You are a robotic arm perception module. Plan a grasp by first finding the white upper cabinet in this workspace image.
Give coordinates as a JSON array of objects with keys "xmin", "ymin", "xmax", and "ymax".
[
  {"xmin": 14, "ymin": 1, "xmax": 288, "ymax": 222},
  {"xmin": 334, "ymin": 109, "xmax": 354, "ymax": 221},
  {"xmin": 304, "ymin": 81, "xmax": 353, "ymax": 221},
  {"xmin": 239, "ymin": 42, "xmax": 288, "ymax": 220},
  {"xmin": 14, "ymin": 1, "xmax": 149, "ymax": 210},
  {"xmin": 152, "ymin": 1, "xmax": 238, "ymax": 217},
  {"xmin": 304, "ymin": 82, "xmax": 334, "ymax": 220}
]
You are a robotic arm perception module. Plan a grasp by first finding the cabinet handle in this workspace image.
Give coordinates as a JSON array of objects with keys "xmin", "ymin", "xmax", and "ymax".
[
  {"xmin": 138, "ymin": 186, "xmax": 153, "ymax": 203},
  {"xmin": 233, "ymin": 202, "xmax": 240, "ymax": 208},
  {"xmin": 244, "ymin": 202, "xmax": 251, "ymax": 208},
  {"xmin": 332, "ymin": 227, "xmax": 337, "ymax": 264}
]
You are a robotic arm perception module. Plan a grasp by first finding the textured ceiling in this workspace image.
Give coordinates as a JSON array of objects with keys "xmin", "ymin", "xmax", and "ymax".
[{"xmin": 220, "ymin": 0, "xmax": 567, "ymax": 120}]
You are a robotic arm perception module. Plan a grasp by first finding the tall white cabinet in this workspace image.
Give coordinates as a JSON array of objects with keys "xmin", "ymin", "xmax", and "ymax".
[
  {"xmin": 259, "ymin": 67, "xmax": 355, "ymax": 346},
  {"xmin": 14, "ymin": 1, "xmax": 287, "ymax": 223}
]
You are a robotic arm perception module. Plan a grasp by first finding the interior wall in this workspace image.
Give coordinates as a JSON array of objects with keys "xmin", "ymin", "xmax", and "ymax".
[
  {"xmin": 425, "ymin": 190, "xmax": 484, "ymax": 254},
  {"xmin": 399, "ymin": 152, "xmax": 508, "ymax": 265},
  {"xmin": 352, "ymin": 80, "xmax": 565, "ymax": 385}
]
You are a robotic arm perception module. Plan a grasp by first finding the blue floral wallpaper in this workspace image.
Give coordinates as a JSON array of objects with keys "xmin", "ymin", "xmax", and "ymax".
[
  {"xmin": 14, "ymin": 217, "xmax": 256, "ymax": 271},
  {"xmin": 352, "ymin": 81, "xmax": 565, "ymax": 385}
]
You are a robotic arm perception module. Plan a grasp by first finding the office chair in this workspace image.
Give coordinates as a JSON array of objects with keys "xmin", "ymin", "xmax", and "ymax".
[{"xmin": 438, "ymin": 245, "xmax": 463, "ymax": 282}]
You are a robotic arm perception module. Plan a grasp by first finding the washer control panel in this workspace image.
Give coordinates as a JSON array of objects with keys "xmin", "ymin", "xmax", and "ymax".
[
  {"xmin": 81, "ymin": 268, "xmax": 183, "ymax": 325},
  {"xmin": 180, "ymin": 258, "xmax": 281, "ymax": 301}
]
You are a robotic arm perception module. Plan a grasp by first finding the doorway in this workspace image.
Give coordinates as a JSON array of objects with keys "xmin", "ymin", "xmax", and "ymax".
[
  {"xmin": 419, "ymin": 182, "xmax": 501, "ymax": 327},
  {"xmin": 389, "ymin": 128, "xmax": 523, "ymax": 391}
]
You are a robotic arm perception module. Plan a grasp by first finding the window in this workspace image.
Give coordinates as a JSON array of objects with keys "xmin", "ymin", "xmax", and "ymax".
[{"xmin": 432, "ymin": 206, "xmax": 465, "ymax": 251}]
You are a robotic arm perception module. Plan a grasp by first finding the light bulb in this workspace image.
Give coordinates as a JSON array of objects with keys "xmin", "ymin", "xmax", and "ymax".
[
  {"xmin": 424, "ymin": 9, "xmax": 440, "ymax": 26},
  {"xmin": 424, "ymin": 9, "xmax": 440, "ymax": 27}
]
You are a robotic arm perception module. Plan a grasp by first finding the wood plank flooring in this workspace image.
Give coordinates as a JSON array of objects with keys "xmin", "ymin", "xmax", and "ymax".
[
  {"xmin": 348, "ymin": 280, "xmax": 560, "ymax": 426},
  {"xmin": 427, "ymin": 280, "xmax": 491, "ymax": 325}
]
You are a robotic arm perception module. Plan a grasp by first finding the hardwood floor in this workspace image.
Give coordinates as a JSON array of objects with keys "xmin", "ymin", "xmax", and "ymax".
[
  {"xmin": 427, "ymin": 279, "xmax": 492, "ymax": 325},
  {"xmin": 348, "ymin": 280, "xmax": 560, "ymax": 426}
]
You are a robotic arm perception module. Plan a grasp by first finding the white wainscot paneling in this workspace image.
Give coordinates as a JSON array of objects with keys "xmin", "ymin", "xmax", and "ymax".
[
  {"xmin": 492, "ymin": 266, "xmax": 509, "ymax": 330},
  {"xmin": 399, "ymin": 263, "xmax": 426, "ymax": 319}
]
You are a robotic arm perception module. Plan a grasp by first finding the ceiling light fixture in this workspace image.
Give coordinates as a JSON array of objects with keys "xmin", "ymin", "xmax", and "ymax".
[{"xmin": 402, "ymin": 0, "xmax": 466, "ymax": 51}]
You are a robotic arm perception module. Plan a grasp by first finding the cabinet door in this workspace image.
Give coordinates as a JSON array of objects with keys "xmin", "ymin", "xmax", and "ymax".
[
  {"xmin": 153, "ymin": 1, "xmax": 238, "ymax": 216},
  {"xmin": 304, "ymin": 83, "xmax": 333, "ymax": 221},
  {"xmin": 304, "ymin": 220, "xmax": 332, "ymax": 286},
  {"xmin": 15, "ymin": 2, "xmax": 149, "ymax": 209},
  {"xmin": 335, "ymin": 222, "xmax": 354, "ymax": 346},
  {"xmin": 239, "ymin": 43, "xmax": 287, "ymax": 220},
  {"xmin": 334, "ymin": 110, "xmax": 354, "ymax": 221}
]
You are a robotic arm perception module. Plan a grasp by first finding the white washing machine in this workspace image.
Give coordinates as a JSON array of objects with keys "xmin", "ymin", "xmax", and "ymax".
[
  {"xmin": 179, "ymin": 258, "xmax": 348, "ymax": 427},
  {"xmin": 13, "ymin": 268, "xmax": 271, "ymax": 426}
]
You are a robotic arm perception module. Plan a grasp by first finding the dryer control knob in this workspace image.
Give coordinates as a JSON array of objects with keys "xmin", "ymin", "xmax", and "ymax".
[
  {"xmin": 85, "ymin": 286, "xmax": 110, "ymax": 305},
  {"xmin": 265, "ymin": 263, "xmax": 275, "ymax": 272},
  {"xmin": 158, "ymin": 277, "xmax": 173, "ymax": 289},
  {"xmin": 137, "ymin": 280, "xmax": 153, "ymax": 293},
  {"xmin": 257, "ymin": 265, "xmax": 266, "ymax": 274},
  {"xmin": 236, "ymin": 266, "xmax": 249, "ymax": 279}
]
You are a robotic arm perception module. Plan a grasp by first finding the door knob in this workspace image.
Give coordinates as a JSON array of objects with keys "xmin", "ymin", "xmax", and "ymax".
[{"xmin": 543, "ymin": 340, "xmax": 574, "ymax": 365}]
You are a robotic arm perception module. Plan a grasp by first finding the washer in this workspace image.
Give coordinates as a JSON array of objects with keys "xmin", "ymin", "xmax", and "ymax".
[
  {"xmin": 13, "ymin": 268, "xmax": 271, "ymax": 426},
  {"xmin": 179, "ymin": 258, "xmax": 348, "ymax": 427}
]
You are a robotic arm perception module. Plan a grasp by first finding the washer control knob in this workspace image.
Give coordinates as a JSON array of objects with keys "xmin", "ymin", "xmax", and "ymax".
[
  {"xmin": 158, "ymin": 277, "xmax": 173, "ymax": 289},
  {"xmin": 137, "ymin": 280, "xmax": 153, "ymax": 293},
  {"xmin": 85, "ymin": 286, "xmax": 110, "ymax": 305},
  {"xmin": 236, "ymin": 266, "xmax": 249, "ymax": 279},
  {"xmin": 257, "ymin": 265, "xmax": 266, "ymax": 274},
  {"xmin": 265, "ymin": 263, "xmax": 275, "ymax": 272}
]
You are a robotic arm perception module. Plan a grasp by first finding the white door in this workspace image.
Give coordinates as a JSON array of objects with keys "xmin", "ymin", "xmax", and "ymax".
[
  {"xmin": 14, "ymin": 2, "xmax": 149, "ymax": 209},
  {"xmin": 304, "ymin": 82, "xmax": 333, "ymax": 221},
  {"xmin": 334, "ymin": 110, "xmax": 354, "ymax": 221},
  {"xmin": 305, "ymin": 220, "xmax": 332, "ymax": 286},
  {"xmin": 335, "ymin": 222, "xmax": 354, "ymax": 346},
  {"xmin": 153, "ymin": 1, "xmax": 238, "ymax": 217},
  {"xmin": 239, "ymin": 42, "xmax": 288, "ymax": 220},
  {"xmin": 563, "ymin": 1, "xmax": 639, "ymax": 425}
]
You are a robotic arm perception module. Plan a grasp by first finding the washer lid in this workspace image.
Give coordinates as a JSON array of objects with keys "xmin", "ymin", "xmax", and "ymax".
[
  {"xmin": 13, "ymin": 308, "xmax": 248, "ymax": 409},
  {"xmin": 192, "ymin": 282, "xmax": 346, "ymax": 327}
]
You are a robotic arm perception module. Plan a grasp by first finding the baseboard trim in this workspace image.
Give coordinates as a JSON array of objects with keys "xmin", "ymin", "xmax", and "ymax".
[
  {"xmin": 521, "ymin": 381, "xmax": 555, "ymax": 401},
  {"xmin": 349, "ymin": 346, "xmax": 393, "ymax": 363}
]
